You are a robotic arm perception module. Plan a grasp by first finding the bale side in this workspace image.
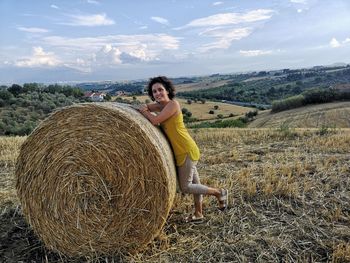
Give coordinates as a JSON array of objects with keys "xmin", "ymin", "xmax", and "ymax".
[{"xmin": 15, "ymin": 103, "xmax": 176, "ymax": 256}]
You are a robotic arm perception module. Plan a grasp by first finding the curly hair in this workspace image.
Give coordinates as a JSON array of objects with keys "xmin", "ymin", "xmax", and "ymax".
[{"xmin": 146, "ymin": 76, "xmax": 176, "ymax": 101}]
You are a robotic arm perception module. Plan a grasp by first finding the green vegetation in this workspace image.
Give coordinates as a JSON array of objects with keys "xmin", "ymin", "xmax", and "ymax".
[
  {"xmin": 188, "ymin": 110, "xmax": 257, "ymax": 128},
  {"xmin": 188, "ymin": 118, "xmax": 247, "ymax": 128},
  {"xmin": 272, "ymin": 88, "xmax": 350, "ymax": 113},
  {"xmin": 0, "ymin": 83, "xmax": 87, "ymax": 136},
  {"xmin": 271, "ymin": 95, "xmax": 305, "ymax": 112},
  {"xmin": 76, "ymin": 81, "xmax": 145, "ymax": 95}
]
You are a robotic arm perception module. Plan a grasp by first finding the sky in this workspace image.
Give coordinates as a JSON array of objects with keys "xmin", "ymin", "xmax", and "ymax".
[{"xmin": 1, "ymin": 0, "xmax": 350, "ymax": 84}]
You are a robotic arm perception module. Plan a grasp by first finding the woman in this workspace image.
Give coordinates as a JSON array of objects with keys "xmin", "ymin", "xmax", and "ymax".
[{"xmin": 138, "ymin": 76, "xmax": 228, "ymax": 222}]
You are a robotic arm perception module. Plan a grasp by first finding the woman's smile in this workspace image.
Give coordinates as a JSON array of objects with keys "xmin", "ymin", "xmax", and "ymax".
[{"xmin": 152, "ymin": 83, "xmax": 170, "ymax": 103}]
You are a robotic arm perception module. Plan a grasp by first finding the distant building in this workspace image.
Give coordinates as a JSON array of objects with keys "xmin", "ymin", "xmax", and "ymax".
[{"xmin": 84, "ymin": 91, "xmax": 106, "ymax": 102}]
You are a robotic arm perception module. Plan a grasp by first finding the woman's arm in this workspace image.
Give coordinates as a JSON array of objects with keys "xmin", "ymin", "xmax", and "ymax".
[
  {"xmin": 140, "ymin": 100, "xmax": 179, "ymax": 125},
  {"xmin": 147, "ymin": 103, "xmax": 163, "ymax": 112},
  {"xmin": 138, "ymin": 103, "xmax": 162, "ymax": 113}
]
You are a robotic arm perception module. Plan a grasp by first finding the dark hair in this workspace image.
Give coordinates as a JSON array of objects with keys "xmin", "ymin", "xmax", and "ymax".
[{"xmin": 147, "ymin": 76, "xmax": 176, "ymax": 101}]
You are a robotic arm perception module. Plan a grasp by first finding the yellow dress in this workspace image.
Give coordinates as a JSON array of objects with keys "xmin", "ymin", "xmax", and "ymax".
[{"xmin": 161, "ymin": 112, "xmax": 200, "ymax": 166}]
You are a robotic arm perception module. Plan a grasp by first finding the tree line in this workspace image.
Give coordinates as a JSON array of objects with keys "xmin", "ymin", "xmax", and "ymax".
[
  {"xmin": 0, "ymin": 83, "xmax": 87, "ymax": 136},
  {"xmin": 271, "ymin": 88, "xmax": 350, "ymax": 113}
]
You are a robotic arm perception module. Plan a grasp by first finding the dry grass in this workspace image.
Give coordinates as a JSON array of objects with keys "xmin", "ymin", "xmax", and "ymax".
[
  {"xmin": 0, "ymin": 136, "xmax": 26, "ymax": 207},
  {"xmin": 249, "ymin": 101, "xmax": 350, "ymax": 128},
  {"xmin": 1, "ymin": 128, "xmax": 350, "ymax": 262}
]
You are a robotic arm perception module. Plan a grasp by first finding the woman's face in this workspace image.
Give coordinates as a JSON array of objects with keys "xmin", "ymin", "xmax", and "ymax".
[{"xmin": 152, "ymin": 83, "xmax": 170, "ymax": 103}]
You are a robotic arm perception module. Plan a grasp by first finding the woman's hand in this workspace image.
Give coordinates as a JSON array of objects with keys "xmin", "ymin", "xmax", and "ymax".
[{"xmin": 138, "ymin": 104, "xmax": 148, "ymax": 113}]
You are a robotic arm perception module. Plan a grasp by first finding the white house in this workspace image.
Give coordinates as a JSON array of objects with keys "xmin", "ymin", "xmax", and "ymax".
[{"xmin": 84, "ymin": 91, "xmax": 106, "ymax": 102}]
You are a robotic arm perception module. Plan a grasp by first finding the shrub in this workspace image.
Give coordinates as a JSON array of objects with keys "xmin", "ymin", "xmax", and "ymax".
[
  {"xmin": 209, "ymin": 110, "xmax": 215, "ymax": 114},
  {"xmin": 188, "ymin": 119, "xmax": 246, "ymax": 129},
  {"xmin": 245, "ymin": 110, "xmax": 258, "ymax": 118},
  {"xmin": 186, "ymin": 111, "xmax": 192, "ymax": 117},
  {"xmin": 303, "ymin": 88, "xmax": 336, "ymax": 104},
  {"xmin": 272, "ymin": 95, "xmax": 305, "ymax": 113}
]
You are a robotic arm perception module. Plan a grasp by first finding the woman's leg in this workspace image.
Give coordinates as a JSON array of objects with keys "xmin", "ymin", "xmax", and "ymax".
[
  {"xmin": 178, "ymin": 156, "xmax": 209, "ymax": 195},
  {"xmin": 192, "ymin": 166, "xmax": 203, "ymax": 215},
  {"xmin": 178, "ymin": 156, "xmax": 226, "ymax": 216}
]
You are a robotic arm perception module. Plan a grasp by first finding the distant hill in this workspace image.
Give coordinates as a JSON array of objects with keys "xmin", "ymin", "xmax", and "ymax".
[
  {"xmin": 178, "ymin": 65, "xmax": 350, "ymax": 106},
  {"xmin": 248, "ymin": 101, "xmax": 350, "ymax": 128}
]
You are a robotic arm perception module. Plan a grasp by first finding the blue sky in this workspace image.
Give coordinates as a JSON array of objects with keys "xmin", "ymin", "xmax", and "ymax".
[{"xmin": 1, "ymin": 0, "xmax": 350, "ymax": 83}]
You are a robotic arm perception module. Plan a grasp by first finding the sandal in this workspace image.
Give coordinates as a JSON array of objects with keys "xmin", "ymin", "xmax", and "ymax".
[
  {"xmin": 218, "ymin": 189, "xmax": 229, "ymax": 211},
  {"xmin": 184, "ymin": 214, "xmax": 204, "ymax": 223}
]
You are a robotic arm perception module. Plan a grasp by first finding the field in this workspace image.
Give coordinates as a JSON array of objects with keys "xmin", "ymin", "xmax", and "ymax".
[
  {"xmin": 119, "ymin": 95, "xmax": 254, "ymax": 121},
  {"xmin": 1, "ymin": 127, "xmax": 350, "ymax": 262},
  {"xmin": 175, "ymin": 79, "xmax": 230, "ymax": 92},
  {"xmin": 249, "ymin": 102, "xmax": 350, "ymax": 128}
]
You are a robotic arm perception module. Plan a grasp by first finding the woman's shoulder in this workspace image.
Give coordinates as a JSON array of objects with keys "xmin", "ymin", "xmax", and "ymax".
[{"xmin": 171, "ymin": 99, "xmax": 181, "ymax": 109}]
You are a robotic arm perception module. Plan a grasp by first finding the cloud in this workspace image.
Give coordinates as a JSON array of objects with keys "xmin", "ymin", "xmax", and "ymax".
[
  {"xmin": 213, "ymin": 2, "xmax": 224, "ymax": 6},
  {"xmin": 39, "ymin": 34, "xmax": 180, "ymax": 69},
  {"xmin": 61, "ymin": 13, "xmax": 115, "ymax": 26},
  {"xmin": 198, "ymin": 27, "xmax": 252, "ymax": 52},
  {"xmin": 151, "ymin": 16, "xmax": 169, "ymax": 25},
  {"xmin": 290, "ymin": 0, "xmax": 307, "ymax": 3},
  {"xmin": 177, "ymin": 9, "xmax": 274, "ymax": 52},
  {"xmin": 330, "ymin": 37, "xmax": 350, "ymax": 48},
  {"xmin": 15, "ymin": 47, "xmax": 61, "ymax": 67},
  {"xmin": 179, "ymin": 9, "xmax": 274, "ymax": 28},
  {"xmin": 17, "ymin": 27, "xmax": 49, "ymax": 33},
  {"xmin": 239, "ymin": 49, "xmax": 273, "ymax": 57},
  {"xmin": 96, "ymin": 44, "xmax": 123, "ymax": 64},
  {"xmin": 42, "ymin": 34, "xmax": 179, "ymax": 51},
  {"xmin": 330, "ymin": 38, "xmax": 340, "ymax": 48},
  {"xmin": 343, "ymin": 38, "xmax": 350, "ymax": 44},
  {"xmin": 50, "ymin": 4, "xmax": 59, "ymax": 9},
  {"xmin": 87, "ymin": 0, "xmax": 100, "ymax": 4}
]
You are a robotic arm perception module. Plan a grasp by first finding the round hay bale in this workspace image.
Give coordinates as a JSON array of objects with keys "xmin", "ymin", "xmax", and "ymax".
[{"xmin": 15, "ymin": 103, "xmax": 176, "ymax": 257}]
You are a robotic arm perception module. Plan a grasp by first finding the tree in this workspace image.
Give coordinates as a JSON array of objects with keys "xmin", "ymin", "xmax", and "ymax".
[
  {"xmin": 23, "ymin": 83, "xmax": 40, "ymax": 93},
  {"xmin": 104, "ymin": 94, "xmax": 112, "ymax": 101},
  {"xmin": 209, "ymin": 110, "xmax": 214, "ymax": 114},
  {"xmin": 185, "ymin": 111, "xmax": 192, "ymax": 117},
  {"xmin": 0, "ymin": 89, "xmax": 13, "ymax": 101},
  {"xmin": 214, "ymin": 105, "xmax": 219, "ymax": 110},
  {"xmin": 8, "ymin": 84, "xmax": 23, "ymax": 96}
]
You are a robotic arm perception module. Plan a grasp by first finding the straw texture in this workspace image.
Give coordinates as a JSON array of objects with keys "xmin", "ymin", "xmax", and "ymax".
[{"xmin": 15, "ymin": 103, "xmax": 176, "ymax": 257}]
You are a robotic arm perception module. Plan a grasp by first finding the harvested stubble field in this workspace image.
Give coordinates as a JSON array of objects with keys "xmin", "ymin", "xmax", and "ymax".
[{"xmin": 0, "ymin": 128, "xmax": 350, "ymax": 262}]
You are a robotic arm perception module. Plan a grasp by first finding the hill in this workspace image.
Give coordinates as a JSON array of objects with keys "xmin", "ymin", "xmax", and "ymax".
[
  {"xmin": 178, "ymin": 65, "xmax": 350, "ymax": 106},
  {"xmin": 248, "ymin": 101, "xmax": 350, "ymax": 128}
]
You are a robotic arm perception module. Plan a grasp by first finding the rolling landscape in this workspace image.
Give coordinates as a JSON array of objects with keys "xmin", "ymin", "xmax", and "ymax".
[
  {"xmin": 2, "ymin": 1, "xmax": 350, "ymax": 262},
  {"xmin": 0, "ymin": 63, "xmax": 350, "ymax": 262}
]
